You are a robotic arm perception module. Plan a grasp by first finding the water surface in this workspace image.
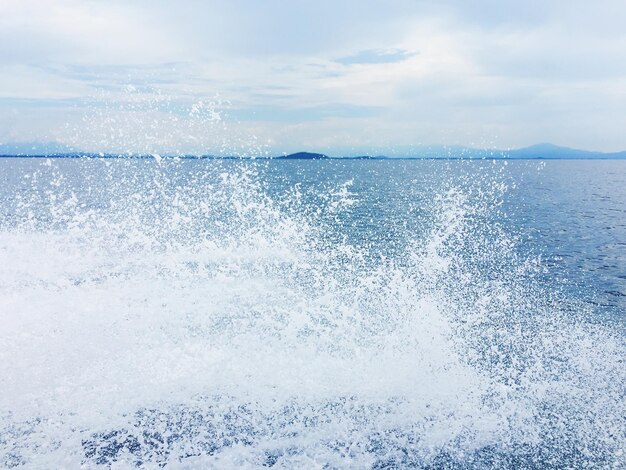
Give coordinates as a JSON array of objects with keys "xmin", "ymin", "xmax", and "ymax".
[{"xmin": 0, "ymin": 157, "xmax": 624, "ymax": 468}]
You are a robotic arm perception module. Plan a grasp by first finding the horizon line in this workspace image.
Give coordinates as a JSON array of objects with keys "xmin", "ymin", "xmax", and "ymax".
[{"xmin": 2, "ymin": 142, "xmax": 626, "ymax": 158}]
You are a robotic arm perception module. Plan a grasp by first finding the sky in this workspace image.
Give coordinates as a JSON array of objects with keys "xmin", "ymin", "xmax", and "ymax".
[{"xmin": 1, "ymin": 0, "xmax": 626, "ymax": 155}]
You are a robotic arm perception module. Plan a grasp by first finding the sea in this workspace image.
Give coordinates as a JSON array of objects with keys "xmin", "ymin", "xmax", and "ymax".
[{"xmin": 0, "ymin": 157, "xmax": 624, "ymax": 468}]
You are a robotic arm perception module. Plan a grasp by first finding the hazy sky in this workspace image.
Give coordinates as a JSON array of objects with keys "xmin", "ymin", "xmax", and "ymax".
[{"xmin": 1, "ymin": 0, "xmax": 626, "ymax": 155}]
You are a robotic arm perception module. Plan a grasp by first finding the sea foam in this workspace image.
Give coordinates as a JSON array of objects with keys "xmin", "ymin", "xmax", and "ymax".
[{"xmin": 0, "ymin": 158, "xmax": 624, "ymax": 468}]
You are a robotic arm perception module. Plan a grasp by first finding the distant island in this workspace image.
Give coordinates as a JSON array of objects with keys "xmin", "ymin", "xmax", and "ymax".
[
  {"xmin": 276, "ymin": 152, "xmax": 329, "ymax": 160},
  {"xmin": 1, "ymin": 142, "xmax": 626, "ymax": 160}
]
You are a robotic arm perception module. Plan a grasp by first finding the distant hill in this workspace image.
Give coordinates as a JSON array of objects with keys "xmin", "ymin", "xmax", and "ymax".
[
  {"xmin": 340, "ymin": 144, "xmax": 626, "ymax": 159},
  {"xmin": 0, "ymin": 141, "xmax": 79, "ymax": 156},
  {"xmin": 505, "ymin": 143, "xmax": 626, "ymax": 159},
  {"xmin": 277, "ymin": 152, "xmax": 329, "ymax": 160},
  {"xmin": 1, "ymin": 142, "xmax": 625, "ymax": 159},
  {"xmin": 370, "ymin": 143, "xmax": 626, "ymax": 159}
]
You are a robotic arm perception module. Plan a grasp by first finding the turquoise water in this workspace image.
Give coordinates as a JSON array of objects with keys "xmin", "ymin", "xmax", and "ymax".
[{"xmin": 0, "ymin": 158, "xmax": 624, "ymax": 468}]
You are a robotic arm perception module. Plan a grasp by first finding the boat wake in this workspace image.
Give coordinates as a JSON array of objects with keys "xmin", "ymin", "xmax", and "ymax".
[{"xmin": 0, "ymin": 159, "xmax": 624, "ymax": 468}]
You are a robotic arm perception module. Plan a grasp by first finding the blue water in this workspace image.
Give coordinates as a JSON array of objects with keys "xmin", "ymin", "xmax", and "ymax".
[{"xmin": 0, "ymin": 157, "xmax": 624, "ymax": 468}]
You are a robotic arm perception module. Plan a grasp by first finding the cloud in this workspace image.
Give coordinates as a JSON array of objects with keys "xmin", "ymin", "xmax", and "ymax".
[
  {"xmin": 1, "ymin": 0, "xmax": 626, "ymax": 152},
  {"xmin": 0, "ymin": 0, "xmax": 184, "ymax": 65},
  {"xmin": 228, "ymin": 103, "xmax": 383, "ymax": 122},
  {"xmin": 336, "ymin": 49, "xmax": 417, "ymax": 66}
]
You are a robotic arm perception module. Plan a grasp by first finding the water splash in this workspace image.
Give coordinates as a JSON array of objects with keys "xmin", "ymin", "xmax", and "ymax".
[
  {"xmin": 0, "ymin": 158, "xmax": 624, "ymax": 468},
  {"xmin": 59, "ymin": 85, "xmax": 267, "ymax": 157}
]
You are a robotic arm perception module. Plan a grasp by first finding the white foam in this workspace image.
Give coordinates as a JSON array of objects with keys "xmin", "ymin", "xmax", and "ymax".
[{"xmin": 0, "ymin": 159, "xmax": 624, "ymax": 467}]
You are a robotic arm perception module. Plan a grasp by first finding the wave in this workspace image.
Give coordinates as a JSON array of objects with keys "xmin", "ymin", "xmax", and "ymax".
[{"xmin": 0, "ymin": 158, "xmax": 624, "ymax": 468}]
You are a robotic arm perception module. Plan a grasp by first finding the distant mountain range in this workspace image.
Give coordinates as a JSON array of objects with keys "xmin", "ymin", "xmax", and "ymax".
[
  {"xmin": 499, "ymin": 143, "xmax": 626, "ymax": 159},
  {"xmin": 276, "ymin": 152, "xmax": 329, "ymax": 159},
  {"xmin": 1, "ymin": 142, "xmax": 626, "ymax": 159},
  {"xmin": 0, "ymin": 141, "xmax": 79, "ymax": 156}
]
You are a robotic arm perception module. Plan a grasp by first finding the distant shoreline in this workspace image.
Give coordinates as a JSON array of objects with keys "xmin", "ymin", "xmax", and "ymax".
[
  {"xmin": 2, "ymin": 143, "xmax": 626, "ymax": 160},
  {"xmin": 1, "ymin": 154, "xmax": 626, "ymax": 161}
]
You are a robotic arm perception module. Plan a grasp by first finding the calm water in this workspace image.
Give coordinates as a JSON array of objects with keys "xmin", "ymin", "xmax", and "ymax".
[{"xmin": 0, "ymin": 158, "xmax": 624, "ymax": 468}]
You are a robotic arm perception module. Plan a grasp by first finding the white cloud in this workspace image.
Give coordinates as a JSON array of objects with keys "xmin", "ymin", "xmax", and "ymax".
[
  {"xmin": 0, "ymin": 0, "xmax": 184, "ymax": 64},
  {"xmin": 1, "ymin": 0, "xmax": 625, "ymax": 153}
]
